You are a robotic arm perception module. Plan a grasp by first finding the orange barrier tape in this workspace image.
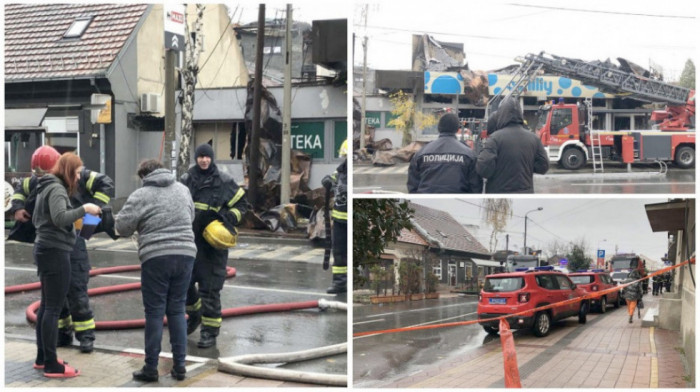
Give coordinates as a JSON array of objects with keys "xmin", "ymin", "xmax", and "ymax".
[
  {"xmin": 353, "ymin": 257, "xmax": 694, "ymax": 338},
  {"xmin": 500, "ymin": 318, "xmax": 522, "ymax": 388}
]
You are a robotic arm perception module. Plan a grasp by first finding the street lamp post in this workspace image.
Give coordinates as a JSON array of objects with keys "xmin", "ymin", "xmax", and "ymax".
[{"xmin": 523, "ymin": 207, "xmax": 543, "ymax": 254}]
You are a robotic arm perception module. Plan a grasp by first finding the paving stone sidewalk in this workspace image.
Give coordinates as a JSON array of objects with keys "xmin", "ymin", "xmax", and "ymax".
[
  {"xmin": 384, "ymin": 295, "xmax": 690, "ymax": 389},
  {"xmin": 5, "ymin": 337, "xmax": 322, "ymax": 388}
]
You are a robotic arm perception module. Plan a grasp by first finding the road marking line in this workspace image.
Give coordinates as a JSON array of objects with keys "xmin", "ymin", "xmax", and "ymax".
[
  {"xmin": 6, "ymin": 267, "xmax": 335, "ymax": 297},
  {"xmin": 650, "ymin": 326, "xmax": 659, "ymax": 388},
  {"xmin": 290, "ymin": 248, "xmax": 324, "ymax": 261},
  {"xmin": 571, "ymin": 181, "xmax": 695, "ymax": 186},
  {"xmin": 354, "ymin": 312, "xmax": 477, "ymax": 340},
  {"xmin": 107, "ymin": 240, "xmax": 138, "ymax": 250},
  {"xmin": 261, "ymin": 245, "xmax": 300, "ymax": 259},
  {"xmin": 87, "ymin": 238, "xmax": 116, "ymax": 248},
  {"xmin": 365, "ymin": 302, "xmax": 470, "ymax": 318},
  {"xmin": 353, "ymin": 319, "xmax": 385, "ymax": 325}
]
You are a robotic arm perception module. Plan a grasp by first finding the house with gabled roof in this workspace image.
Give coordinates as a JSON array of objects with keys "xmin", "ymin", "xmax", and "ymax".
[
  {"xmin": 409, "ymin": 202, "xmax": 496, "ymax": 291},
  {"xmin": 5, "ymin": 4, "xmax": 248, "ymax": 207},
  {"xmin": 362, "ymin": 202, "xmax": 494, "ymax": 294}
]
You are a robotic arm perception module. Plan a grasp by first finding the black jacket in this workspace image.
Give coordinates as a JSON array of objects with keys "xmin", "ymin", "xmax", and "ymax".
[
  {"xmin": 330, "ymin": 159, "xmax": 347, "ymax": 222},
  {"xmin": 181, "ymin": 163, "xmax": 248, "ymax": 262},
  {"xmin": 407, "ymin": 133, "xmax": 482, "ymax": 193},
  {"xmin": 476, "ymin": 98, "xmax": 549, "ymax": 193}
]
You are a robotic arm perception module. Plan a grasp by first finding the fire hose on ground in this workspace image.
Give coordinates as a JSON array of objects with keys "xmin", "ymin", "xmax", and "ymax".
[{"xmin": 6, "ymin": 264, "xmax": 348, "ymax": 385}]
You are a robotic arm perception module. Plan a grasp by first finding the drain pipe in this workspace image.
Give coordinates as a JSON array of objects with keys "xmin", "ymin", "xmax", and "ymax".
[{"xmin": 218, "ymin": 343, "xmax": 347, "ymax": 386}]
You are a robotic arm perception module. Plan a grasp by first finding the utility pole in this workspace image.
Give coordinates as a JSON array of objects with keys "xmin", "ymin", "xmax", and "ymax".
[
  {"xmin": 164, "ymin": 49, "xmax": 176, "ymax": 174},
  {"xmin": 280, "ymin": 4, "xmax": 292, "ymax": 205},
  {"xmin": 249, "ymin": 4, "xmax": 265, "ymax": 207},
  {"xmin": 359, "ymin": 4, "xmax": 368, "ymax": 151}
]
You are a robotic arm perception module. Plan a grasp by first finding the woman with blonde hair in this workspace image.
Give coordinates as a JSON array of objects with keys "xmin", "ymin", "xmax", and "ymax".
[{"xmin": 32, "ymin": 153, "xmax": 101, "ymax": 378}]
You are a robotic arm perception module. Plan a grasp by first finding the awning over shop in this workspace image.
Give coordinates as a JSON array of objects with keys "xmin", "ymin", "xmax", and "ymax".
[
  {"xmin": 5, "ymin": 108, "xmax": 48, "ymax": 129},
  {"xmin": 472, "ymin": 259, "xmax": 502, "ymax": 268},
  {"xmin": 645, "ymin": 200, "xmax": 689, "ymax": 232}
]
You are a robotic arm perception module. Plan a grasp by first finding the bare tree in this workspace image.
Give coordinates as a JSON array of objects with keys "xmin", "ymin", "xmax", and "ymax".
[
  {"xmin": 177, "ymin": 4, "xmax": 205, "ymax": 177},
  {"xmin": 482, "ymin": 199, "xmax": 512, "ymax": 253},
  {"xmin": 544, "ymin": 239, "xmax": 568, "ymax": 261}
]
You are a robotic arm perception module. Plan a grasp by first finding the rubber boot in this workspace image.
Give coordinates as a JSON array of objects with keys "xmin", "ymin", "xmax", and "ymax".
[
  {"xmin": 629, "ymin": 315, "xmax": 633, "ymax": 324},
  {"xmin": 187, "ymin": 313, "xmax": 201, "ymax": 336},
  {"xmin": 197, "ymin": 330, "xmax": 217, "ymax": 349},
  {"xmin": 326, "ymin": 273, "xmax": 347, "ymax": 294},
  {"xmin": 79, "ymin": 338, "xmax": 94, "ymax": 353},
  {"xmin": 57, "ymin": 329, "xmax": 73, "ymax": 347}
]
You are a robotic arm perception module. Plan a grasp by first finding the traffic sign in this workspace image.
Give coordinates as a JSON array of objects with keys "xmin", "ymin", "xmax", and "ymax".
[
  {"xmin": 597, "ymin": 249, "xmax": 605, "ymax": 258},
  {"xmin": 164, "ymin": 4, "xmax": 185, "ymax": 52}
]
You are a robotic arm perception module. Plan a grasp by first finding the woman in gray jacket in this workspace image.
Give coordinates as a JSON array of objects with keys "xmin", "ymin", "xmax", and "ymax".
[
  {"xmin": 115, "ymin": 160, "xmax": 196, "ymax": 382},
  {"xmin": 32, "ymin": 153, "xmax": 101, "ymax": 378}
]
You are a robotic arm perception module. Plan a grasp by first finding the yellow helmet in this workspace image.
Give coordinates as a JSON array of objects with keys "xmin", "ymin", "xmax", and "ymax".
[
  {"xmin": 203, "ymin": 220, "xmax": 237, "ymax": 249},
  {"xmin": 339, "ymin": 139, "xmax": 348, "ymax": 157}
]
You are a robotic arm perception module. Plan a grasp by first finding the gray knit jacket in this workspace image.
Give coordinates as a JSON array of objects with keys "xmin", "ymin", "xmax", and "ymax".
[{"xmin": 115, "ymin": 169, "xmax": 196, "ymax": 263}]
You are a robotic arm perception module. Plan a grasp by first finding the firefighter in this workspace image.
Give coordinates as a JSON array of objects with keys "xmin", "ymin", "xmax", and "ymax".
[
  {"xmin": 652, "ymin": 274, "xmax": 661, "ymax": 296},
  {"xmin": 322, "ymin": 140, "xmax": 348, "ymax": 294},
  {"xmin": 9, "ymin": 145, "xmax": 115, "ymax": 353},
  {"xmin": 181, "ymin": 143, "xmax": 248, "ymax": 348}
]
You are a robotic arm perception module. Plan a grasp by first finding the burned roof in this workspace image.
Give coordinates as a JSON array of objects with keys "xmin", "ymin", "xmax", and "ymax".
[
  {"xmin": 5, "ymin": 3, "xmax": 149, "ymax": 82},
  {"xmin": 409, "ymin": 202, "xmax": 490, "ymax": 257}
]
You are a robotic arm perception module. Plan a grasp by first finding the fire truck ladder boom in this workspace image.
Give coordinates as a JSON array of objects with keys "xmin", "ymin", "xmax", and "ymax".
[{"xmin": 519, "ymin": 52, "xmax": 692, "ymax": 106}]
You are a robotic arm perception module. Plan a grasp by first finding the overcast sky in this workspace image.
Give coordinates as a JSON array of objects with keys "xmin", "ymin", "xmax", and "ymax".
[
  {"xmin": 411, "ymin": 198, "xmax": 672, "ymax": 269},
  {"xmin": 353, "ymin": 0, "xmax": 696, "ymax": 81},
  {"xmin": 231, "ymin": 1, "xmax": 348, "ymax": 25}
]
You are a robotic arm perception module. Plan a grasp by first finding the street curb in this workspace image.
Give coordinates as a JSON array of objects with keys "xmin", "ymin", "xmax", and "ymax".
[{"xmin": 536, "ymin": 171, "xmax": 665, "ymax": 181}]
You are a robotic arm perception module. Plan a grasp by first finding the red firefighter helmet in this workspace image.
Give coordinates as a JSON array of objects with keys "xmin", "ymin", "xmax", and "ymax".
[{"xmin": 31, "ymin": 146, "xmax": 61, "ymax": 175}]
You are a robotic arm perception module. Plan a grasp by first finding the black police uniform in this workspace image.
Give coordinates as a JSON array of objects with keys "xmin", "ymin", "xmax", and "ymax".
[{"xmin": 407, "ymin": 114, "xmax": 482, "ymax": 194}]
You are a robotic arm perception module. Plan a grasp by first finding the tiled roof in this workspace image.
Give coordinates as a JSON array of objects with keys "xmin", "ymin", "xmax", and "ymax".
[
  {"xmin": 397, "ymin": 228, "xmax": 429, "ymax": 246},
  {"xmin": 5, "ymin": 3, "xmax": 148, "ymax": 81},
  {"xmin": 410, "ymin": 202, "xmax": 490, "ymax": 256}
]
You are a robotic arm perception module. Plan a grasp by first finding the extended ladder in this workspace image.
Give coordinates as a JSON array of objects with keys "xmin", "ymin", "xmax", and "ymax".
[{"xmin": 585, "ymin": 98, "xmax": 604, "ymax": 173}]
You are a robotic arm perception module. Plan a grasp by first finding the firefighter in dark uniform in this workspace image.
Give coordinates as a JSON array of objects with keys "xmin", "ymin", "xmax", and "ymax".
[
  {"xmin": 407, "ymin": 112, "xmax": 482, "ymax": 193},
  {"xmin": 322, "ymin": 140, "xmax": 348, "ymax": 294},
  {"xmin": 652, "ymin": 274, "xmax": 661, "ymax": 295},
  {"xmin": 9, "ymin": 145, "xmax": 115, "ymax": 353},
  {"xmin": 181, "ymin": 143, "xmax": 248, "ymax": 348}
]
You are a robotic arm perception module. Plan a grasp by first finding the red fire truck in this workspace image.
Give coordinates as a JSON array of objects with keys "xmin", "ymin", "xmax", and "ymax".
[
  {"xmin": 608, "ymin": 253, "xmax": 648, "ymax": 294},
  {"xmin": 488, "ymin": 52, "xmax": 695, "ymax": 170}
]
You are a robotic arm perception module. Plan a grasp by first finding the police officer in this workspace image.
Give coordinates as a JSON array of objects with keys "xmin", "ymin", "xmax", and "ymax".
[
  {"xmin": 181, "ymin": 143, "xmax": 248, "ymax": 348},
  {"xmin": 322, "ymin": 141, "xmax": 347, "ymax": 294},
  {"xmin": 10, "ymin": 145, "xmax": 115, "ymax": 353},
  {"xmin": 407, "ymin": 112, "xmax": 482, "ymax": 193}
]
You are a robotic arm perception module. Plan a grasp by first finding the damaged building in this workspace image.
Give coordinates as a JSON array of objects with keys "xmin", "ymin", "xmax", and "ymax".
[{"xmin": 355, "ymin": 34, "xmax": 666, "ymax": 164}]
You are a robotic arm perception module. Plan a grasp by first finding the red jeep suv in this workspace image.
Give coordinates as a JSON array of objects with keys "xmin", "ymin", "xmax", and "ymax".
[
  {"xmin": 477, "ymin": 267, "xmax": 590, "ymax": 337},
  {"xmin": 568, "ymin": 269, "xmax": 621, "ymax": 312}
]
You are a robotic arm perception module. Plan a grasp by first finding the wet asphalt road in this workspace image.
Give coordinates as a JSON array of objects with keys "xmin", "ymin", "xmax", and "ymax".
[
  {"xmin": 353, "ymin": 162, "xmax": 695, "ymax": 194},
  {"xmin": 353, "ymin": 296, "xmax": 495, "ymax": 388},
  {"xmin": 4, "ymin": 242, "xmax": 347, "ymax": 375}
]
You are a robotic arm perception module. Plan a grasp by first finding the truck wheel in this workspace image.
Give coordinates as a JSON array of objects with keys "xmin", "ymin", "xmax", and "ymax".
[
  {"xmin": 675, "ymin": 146, "xmax": 694, "ymax": 169},
  {"xmin": 578, "ymin": 302, "xmax": 588, "ymax": 324},
  {"xmin": 599, "ymin": 297, "xmax": 607, "ymax": 313},
  {"xmin": 533, "ymin": 312, "xmax": 551, "ymax": 337},
  {"xmin": 560, "ymin": 148, "xmax": 585, "ymax": 170},
  {"xmin": 482, "ymin": 325, "xmax": 499, "ymax": 335}
]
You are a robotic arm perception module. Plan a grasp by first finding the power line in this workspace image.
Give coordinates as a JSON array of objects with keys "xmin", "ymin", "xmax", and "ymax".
[
  {"xmin": 355, "ymin": 24, "xmax": 526, "ymax": 42},
  {"xmin": 507, "ymin": 3, "xmax": 695, "ymax": 19}
]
